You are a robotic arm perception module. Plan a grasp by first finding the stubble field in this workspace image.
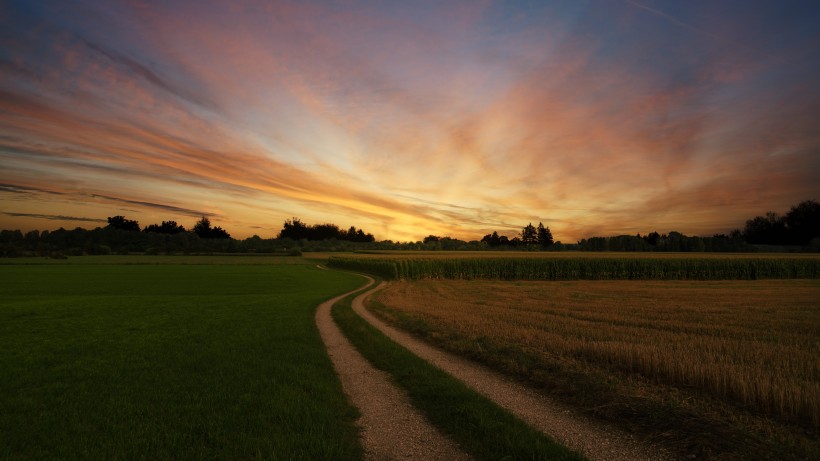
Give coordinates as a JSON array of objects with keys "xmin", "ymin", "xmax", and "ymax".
[{"xmin": 366, "ymin": 263, "xmax": 820, "ymax": 460}]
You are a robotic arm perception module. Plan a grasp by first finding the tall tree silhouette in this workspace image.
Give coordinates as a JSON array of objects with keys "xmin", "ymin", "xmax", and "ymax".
[
  {"xmin": 107, "ymin": 216, "xmax": 140, "ymax": 232},
  {"xmin": 144, "ymin": 220, "xmax": 185, "ymax": 234},
  {"xmin": 784, "ymin": 200, "xmax": 820, "ymax": 245},
  {"xmin": 521, "ymin": 223, "xmax": 537, "ymax": 245},
  {"xmin": 537, "ymin": 222, "xmax": 554, "ymax": 248},
  {"xmin": 193, "ymin": 217, "xmax": 230, "ymax": 239}
]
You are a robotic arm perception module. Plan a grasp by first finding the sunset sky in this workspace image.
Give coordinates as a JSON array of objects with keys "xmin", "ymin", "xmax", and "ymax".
[{"xmin": 2, "ymin": 1, "xmax": 819, "ymax": 242}]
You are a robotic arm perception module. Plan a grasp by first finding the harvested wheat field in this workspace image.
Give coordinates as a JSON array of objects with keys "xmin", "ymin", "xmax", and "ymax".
[{"xmin": 371, "ymin": 279, "xmax": 820, "ymax": 460}]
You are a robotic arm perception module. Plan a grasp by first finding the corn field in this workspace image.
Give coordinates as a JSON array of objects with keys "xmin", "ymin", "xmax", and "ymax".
[{"xmin": 328, "ymin": 255, "xmax": 820, "ymax": 280}]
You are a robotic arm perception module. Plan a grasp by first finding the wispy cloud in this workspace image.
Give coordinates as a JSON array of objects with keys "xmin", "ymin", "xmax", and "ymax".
[
  {"xmin": 88, "ymin": 194, "xmax": 215, "ymax": 218},
  {"xmin": 0, "ymin": 183, "xmax": 66, "ymax": 196},
  {"xmin": 2, "ymin": 212, "xmax": 106, "ymax": 223}
]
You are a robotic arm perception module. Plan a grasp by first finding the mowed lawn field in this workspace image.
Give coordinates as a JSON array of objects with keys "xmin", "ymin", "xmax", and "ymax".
[
  {"xmin": 371, "ymin": 277, "xmax": 820, "ymax": 460},
  {"xmin": 0, "ymin": 257, "xmax": 366, "ymax": 460}
]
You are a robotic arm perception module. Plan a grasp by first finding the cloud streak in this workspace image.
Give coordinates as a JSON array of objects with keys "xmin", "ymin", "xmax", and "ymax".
[{"xmin": 2, "ymin": 212, "xmax": 106, "ymax": 223}]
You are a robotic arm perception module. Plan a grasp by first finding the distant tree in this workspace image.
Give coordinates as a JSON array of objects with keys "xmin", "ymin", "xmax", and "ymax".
[
  {"xmin": 743, "ymin": 212, "xmax": 786, "ymax": 245},
  {"xmin": 277, "ymin": 218, "xmax": 374, "ymax": 242},
  {"xmin": 107, "ymin": 216, "xmax": 140, "ymax": 232},
  {"xmin": 784, "ymin": 200, "xmax": 820, "ymax": 245},
  {"xmin": 144, "ymin": 220, "xmax": 186, "ymax": 234},
  {"xmin": 313, "ymin": 223, "xmax": 341, "ymax": 240},
  {"xmin": 536, "ymin": 222, "xmax": 553, "ymax": 248},
  {"xmin": 423, "ymin": 235, "xmax": 440, "ymax": 244},
  {"xmin": 208, "ymin": 226, "xmax": 231, "ymax": 239},
  {"xmin": 354, "ymin": 229, "xmax": 375, "ymax": 243},
  {"xmin": 278, "ymin": 217, "xmax": 309, "ymax": 240},
  {"xmin": 521, "ymin": 223, "xmax": 537, "ymax": 246},
  {"xmin": 481, "ymin": 231, "xmax": 501, "ymax": 247},
  {"xmin": 193, "ymin": 217, "xmax": 212, "ymax": 238},
  {"xmin": 642, "ymin": 231, "xmax": 661, "ymax": 246},
  {"xmin": 193, "ymin": 216, "xmax": 231, "ymax": 239}
]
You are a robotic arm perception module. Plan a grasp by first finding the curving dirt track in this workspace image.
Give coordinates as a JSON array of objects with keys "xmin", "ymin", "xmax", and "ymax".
[
  {"xmin": 352, "ymin": 281, "xmax": 677, "ymax": 461},
  {"xmin": 314, "ymin": 275, "xmax": 472, "ymax": 461}
]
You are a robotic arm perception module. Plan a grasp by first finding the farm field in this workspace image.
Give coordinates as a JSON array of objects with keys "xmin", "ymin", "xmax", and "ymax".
[
  {"xmin": 0, "ymin": 258, "xmax": 366, "ymax": 460},
  {"xmin": 371, "ymin": 278, "xmax": 820, "ymax": 460},
  {"xmin": 338, "ymin": 250, "xmax": 820, "ymax": 259},
  {"xmin": 328, "ymin": 252, "xmax": 820, "ymax": 280}
]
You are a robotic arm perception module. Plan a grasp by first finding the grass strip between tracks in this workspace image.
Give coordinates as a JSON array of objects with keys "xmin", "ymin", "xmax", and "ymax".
[{"xmin": 331, "ymin": 282, "xmax": 585, "ymax": 461}]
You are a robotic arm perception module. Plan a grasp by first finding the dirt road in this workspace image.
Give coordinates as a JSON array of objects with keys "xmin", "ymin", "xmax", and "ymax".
[{"xmin": 314, "ymin": 276, "xmax": 472, "ymax": 461}]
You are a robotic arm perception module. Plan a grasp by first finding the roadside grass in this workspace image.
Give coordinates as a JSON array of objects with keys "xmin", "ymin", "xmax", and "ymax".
[
  {"xmin": 371, "ymin": 279, "xmax": 820, "ymax": 461},
  {"xmin": 331, "ymin": 286, "xmax": 584, "ymax": 461},
  {"xmin": 0, "ymin": 262, "xmax": 365, "ymax": 460}
]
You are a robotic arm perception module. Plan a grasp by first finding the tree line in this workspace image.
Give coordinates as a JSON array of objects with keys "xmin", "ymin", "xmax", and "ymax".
[
  {"xmin": 0, "ymin": 215, "xmax": 243, "ymax": 258},
  {"xmin": 0, "ymin": 216, "xmax": 377, "ymax": 257},
  {"xmin": 739, "ymin": 200, "xmax": 819, "ymax": 246},
  {"xmin": 481, "ymin": 222, "xmax": 554, "ymax": 248},
  {"xmin": 0, "ymin": 200, "xmax": 817, "ymax": 257},
  {"xmin": 422, "ymin": 222, "xmax": 555, "ymax": 249},
  {"xmin": 576, "ymin": 200, "xmax": 819, "ymax": 252},
  {"xmin": 277, "ymin": 218, "xmax": 375, "ymax": 242},
  {"xmin": 107, "ymin": 215, "xmax": 231, "ymax": 239}
]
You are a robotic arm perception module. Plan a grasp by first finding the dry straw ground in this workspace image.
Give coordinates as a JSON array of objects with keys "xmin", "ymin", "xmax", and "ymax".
[{"xmin": 374, "ymin": 279, "xmax": 820, "ymax": 458}]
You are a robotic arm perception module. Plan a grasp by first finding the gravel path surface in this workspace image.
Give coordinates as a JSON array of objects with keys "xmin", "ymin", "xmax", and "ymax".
[
  {"xmin": 315, "ymin": 276, "xmax": 472, "ymax": 461},
  {"xmin": 355, "ymin": 281, "xmax": 677, "ymax": 461}
]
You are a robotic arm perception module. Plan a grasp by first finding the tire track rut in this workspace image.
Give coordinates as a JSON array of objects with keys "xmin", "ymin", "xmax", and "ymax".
[{"xmin": 315, "ymin": 276, "xmax": 472, "ymax": 461}]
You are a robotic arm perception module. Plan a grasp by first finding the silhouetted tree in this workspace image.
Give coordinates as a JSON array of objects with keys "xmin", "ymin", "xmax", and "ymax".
[
  {"xmin": 784, "ymin": 200, "xmax": 820, "ymax": 245},
  {"xmin": 144, "ymin": 220, "xmax": 186, "ymax": 234},
  {"xmin": 209, "ymin": 226, "xmax": 230, "ymax": 239},
  {"xmin": 521, "ymin": 223, "xmax": 537, "ymax": 246},
  {"xmin": 193, "ymin": 217, "xmax": 230, "ymax": 239},
  {"xmin": 642, "ymin": 231, "xmax": 661, "ymax": 246},
  {"xmin": 537, "ymin": 222, "xmax": 553, "ymax": 248},
  {"xmin": 277, "ymin": 218, "xmax": 374, "ymax": 242},
  {"xmin": 278, "ymin": 218, "xmax": 309, "ymax": 240},
  {"xmin": 313, "ymin": 223, "xmax": 341, "ymax": 240},
  {"xmin": 354, "ymin": 229, "xmax": 374, "ymax": 243},
  {"xmin": 481, "ymin": 231, "xmax": 501, "ymax": 247},
  {"xmin": 423, "ymin": 235, "xmax": 440, "ymax": 244},
  {"xmin": 193, "ymin": 217, "xmax": 212, "ymax": 238},
  {"xmin": 107, "ymin": 216, "xmax": 140, "ymax": 232},
  {"xmin": 743, "ymin": 212, "xmax": 786, "ymax": 245}
]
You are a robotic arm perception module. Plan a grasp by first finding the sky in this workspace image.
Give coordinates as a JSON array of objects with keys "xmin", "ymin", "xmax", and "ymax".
[{"xmin": 1, "ymin": 0, "xmax": 819, "ymax": 242}]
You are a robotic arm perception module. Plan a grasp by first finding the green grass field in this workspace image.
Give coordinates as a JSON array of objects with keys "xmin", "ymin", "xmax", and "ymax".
[{"xmin": 0, "ymin": 258, "xmax": 365, "ymax": 460}]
